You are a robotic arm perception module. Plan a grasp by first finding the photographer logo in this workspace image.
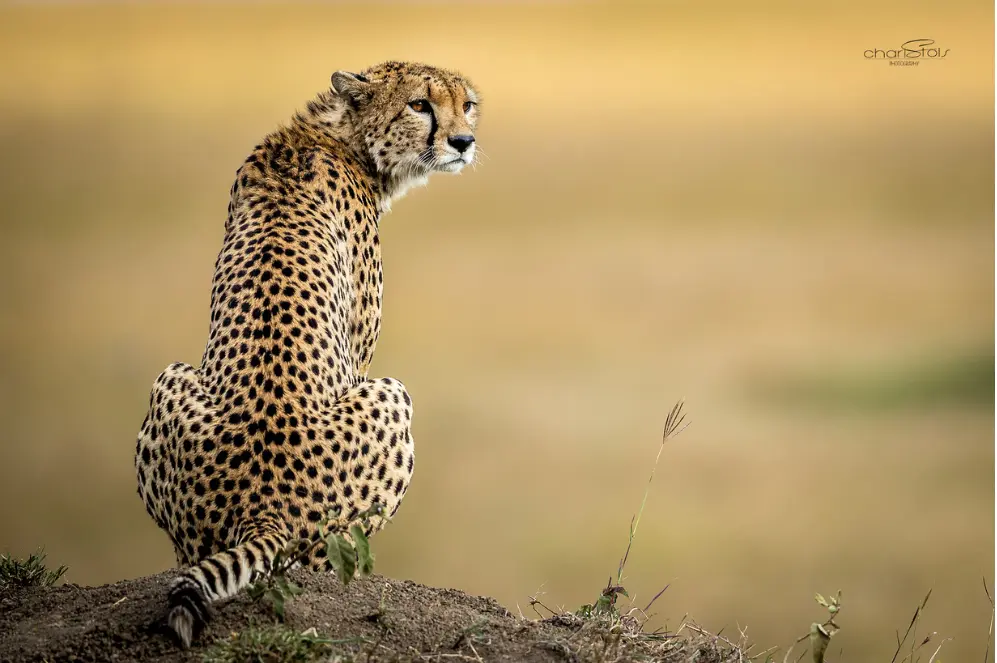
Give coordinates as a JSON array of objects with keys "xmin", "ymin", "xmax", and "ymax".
[{"xmin": 864, "ymin": 39, "xmax": 950, "ymax": 67}]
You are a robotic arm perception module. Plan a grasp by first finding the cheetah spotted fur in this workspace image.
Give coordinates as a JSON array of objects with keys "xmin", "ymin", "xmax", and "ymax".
[{"xmin": 134, "ymin": 61, "xmax": 480, "ymax": 647}]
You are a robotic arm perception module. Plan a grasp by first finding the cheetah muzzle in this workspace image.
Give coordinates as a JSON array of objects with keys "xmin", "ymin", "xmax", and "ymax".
[{"xmin": 133, "ymin": 61, "xmax": 480, "ymax": 648}]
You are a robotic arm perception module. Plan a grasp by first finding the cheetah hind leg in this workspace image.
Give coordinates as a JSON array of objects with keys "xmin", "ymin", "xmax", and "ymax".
[{"xmin": 166, "ymin": 517, "xmax": 288, "ymax": 648}]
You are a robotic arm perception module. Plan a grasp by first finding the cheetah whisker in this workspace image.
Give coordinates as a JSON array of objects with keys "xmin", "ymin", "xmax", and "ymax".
[{"xmin": 471, "ymin": 145, "xmax": 490, "ymax": 163}]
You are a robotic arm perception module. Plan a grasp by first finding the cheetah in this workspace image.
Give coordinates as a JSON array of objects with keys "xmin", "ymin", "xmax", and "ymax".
[{"xmin": 134, "ymin": 61, "xmax": 480, "ymax": 647}]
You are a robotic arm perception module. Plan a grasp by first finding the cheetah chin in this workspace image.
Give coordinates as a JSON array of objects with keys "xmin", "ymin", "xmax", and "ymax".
[{"xmin": 435, "ymin": 156, "xmax": 471, "ymax": 173}]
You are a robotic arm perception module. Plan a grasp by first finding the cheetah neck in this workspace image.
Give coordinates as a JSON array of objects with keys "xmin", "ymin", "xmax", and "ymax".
[
  {"xmin": 293, "ymin": 90, "xmax": 429, "ymax": 214},
  {"xmin": 377, "ymin": 171, "xmax": 429, "ymax": 213},
  {"xmin": 293, "ymin": 90, "xmax": 378, "ymax": 177}
]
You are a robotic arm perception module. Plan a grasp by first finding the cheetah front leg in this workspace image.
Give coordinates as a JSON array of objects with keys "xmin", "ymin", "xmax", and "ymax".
[{"xmin": 301, "ymin": 376, "xmax": 416, "ymax": 570}]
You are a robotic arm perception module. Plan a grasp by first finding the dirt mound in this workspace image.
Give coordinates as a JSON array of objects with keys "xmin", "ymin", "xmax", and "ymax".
[{"xmin": 0, "ymin": 570, "xmax": 737, "ymax": 662}]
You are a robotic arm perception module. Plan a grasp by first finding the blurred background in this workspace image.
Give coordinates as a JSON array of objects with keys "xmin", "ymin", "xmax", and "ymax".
[{"xmin": 0, "ymin": 0, "xmax": 993, "ymax": 659}]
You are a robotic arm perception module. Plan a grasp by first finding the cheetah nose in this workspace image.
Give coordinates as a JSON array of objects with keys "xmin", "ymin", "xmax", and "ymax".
[{"xmin": 447, "ymin": 134, "xmax": 475, "ymax": 153}]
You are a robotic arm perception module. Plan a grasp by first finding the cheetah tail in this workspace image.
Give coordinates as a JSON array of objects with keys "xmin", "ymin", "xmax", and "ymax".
[{"xmin": 166, "ymin": 529, "xmax": 288, "ymax": 648}]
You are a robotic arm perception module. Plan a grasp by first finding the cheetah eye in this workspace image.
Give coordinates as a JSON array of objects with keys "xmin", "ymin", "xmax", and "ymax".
[
  {"xmin": 463, "ymin": 101, "xmax": 475, "ymax": 113},
  {"xmin": 408, "ymin": 100, "xmax": 430, "ymax": 113}
]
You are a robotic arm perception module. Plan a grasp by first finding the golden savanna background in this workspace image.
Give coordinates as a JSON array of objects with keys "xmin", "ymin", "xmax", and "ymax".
[{"xmin": 0, "ymin": 1, "xmax": 993, "ymax": 659}]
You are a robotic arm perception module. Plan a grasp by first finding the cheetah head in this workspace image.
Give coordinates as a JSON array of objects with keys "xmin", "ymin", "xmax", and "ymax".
[{"xmin": 330, "ymin": 62, "xmax": 480, "ymax": 191}]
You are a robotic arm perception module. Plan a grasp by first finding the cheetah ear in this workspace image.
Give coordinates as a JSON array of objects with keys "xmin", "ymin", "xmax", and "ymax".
[{"xmin": 331, "ymin": 71, "xmax": 373, "ymax": 108}]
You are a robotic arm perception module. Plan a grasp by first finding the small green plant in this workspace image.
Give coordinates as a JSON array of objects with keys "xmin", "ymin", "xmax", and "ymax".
[
  {"xmin": 810, "ymin": 591, "xmax": 842, "ymax": 663},
  {"xmin": 246, "ymin": 558, "xmax": 305, "ymax": 621},
  {"xmin": 0, "ymin": 549, "xmax": 68, "ymax": 592},
  {"xmin": 773, "ymin": 591, "xmax": 843, "ymax": 663},
  {"xmin": 202, "ymin": 623, "xmax": 365, "ymax": 663},
  {"xmin": 248, "ymin": 502, "xmax": 385, "ymax": 619}
]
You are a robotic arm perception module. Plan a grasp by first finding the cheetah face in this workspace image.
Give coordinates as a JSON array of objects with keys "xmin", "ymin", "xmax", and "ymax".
[
  {"xmin": 331, "ymin": 62, "xmax": 480, "ymax": 183},
  {"xmin": 401, "ymin": 93, "xmax": 478, "ymax": 174}
]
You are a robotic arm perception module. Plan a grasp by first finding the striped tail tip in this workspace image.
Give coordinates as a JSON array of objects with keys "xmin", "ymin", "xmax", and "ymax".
[{"xmin": 167, "ymin": 576, "xmax": 210, "ymax": 648}]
